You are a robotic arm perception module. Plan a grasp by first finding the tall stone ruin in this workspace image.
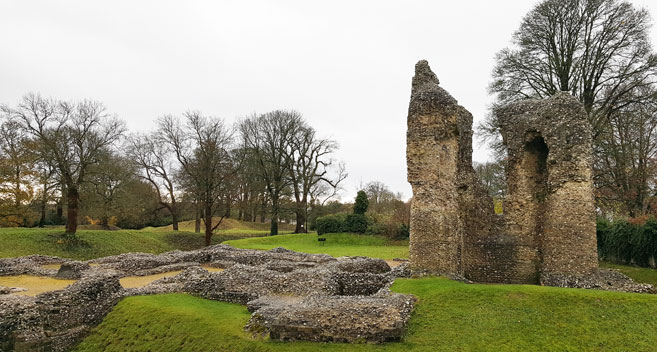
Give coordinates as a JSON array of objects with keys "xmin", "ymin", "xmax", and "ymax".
[{"xmin": 406, "ymin": 60, "xmax": 597, "ymax": 284}]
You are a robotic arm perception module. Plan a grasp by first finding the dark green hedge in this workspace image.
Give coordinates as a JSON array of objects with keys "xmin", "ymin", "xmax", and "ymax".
[
  {"xmin": 316, "ymin": 214, "xmax": 347, "ymax": 235},
  {"xmin": 597, "ymin": 218, "xmax": 657, "ymax": 267},
  {"xmin": 315, "ymin": 213, "xmax": 369, "ymax": 235}
]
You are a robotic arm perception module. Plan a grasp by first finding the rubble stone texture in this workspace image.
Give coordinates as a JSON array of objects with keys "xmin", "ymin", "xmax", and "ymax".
[
  {"xmin": 0, "ymin": 245, "xmax": 415, "ymax": 350},
  {"xmin": 407, "ymin": 60, "xmax": 597, "ymax": 283}
]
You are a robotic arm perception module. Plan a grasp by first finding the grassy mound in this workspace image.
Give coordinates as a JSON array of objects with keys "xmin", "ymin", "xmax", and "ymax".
[
  {"xmin": 143, "ymin": 218, "xmax": 294, "ymax": 235},
  {"xmin": 0, "ymin": 227, "xmax": 242, "ymax": 261},
  {"xmin": 75, "ymin": 278, "xmax": 657, "ymax": 352},
  {"xmin": 224, "ymin": 232, "xmax": 409, "ymax": 260}
]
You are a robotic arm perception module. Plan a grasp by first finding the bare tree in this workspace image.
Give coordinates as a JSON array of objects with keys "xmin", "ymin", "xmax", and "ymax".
[
  {"xmin": 240, "ymin": 110, "xmax": 301, "ymax": 236},
  {"xmin": 126, "ymin": 133, "xmax": 181, "ymax": 230},
  {"xmin": 361, "ymin": 181, "xmax": 401, "ymax": 213},
  {"xmin": 34, "ymin": 161, "xmax": 58, "ymax": 227},
  {"xmin": 474, "ymin": 161, "xmax": 507, "ymax": 200},
  {"xmin": 489, "ymin": 0, "xmax": 657, "ymax": 135},
  {"xmin": 484, "ymin": 0, "xmax": 657, "ymax": 217},
  {"xmin": 288, "ymin": 125, "xmax": 346, "ymax": 233},
  {"xmin": 159, "ymin": 112, "xmax": 237, "ymax": 246},
  {"xmin": 84, "ymin": 152, "xmax": 138, "ymax": 229},
  {"xmin": 4, "ymin": 93, "xmax": 126, "ymax": 235},
  {"xmin": 594, "ymin": 93, "xmax": 657, "ymax": 216}
]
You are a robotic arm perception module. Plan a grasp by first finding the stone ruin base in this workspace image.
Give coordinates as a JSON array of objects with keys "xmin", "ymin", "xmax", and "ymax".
[
  {"xmin": 0, "ymin": 245, "xmax": 415, "ymax": 351},
  {"xmin": 407, "ymin": 267, "xmax": 654, "ymax": 294},
  {"xmin": 245, "ymin": 293, "xmax": 414, "ymax": 343},
  {"xmin": 540, "ymin": 269, "xmax": 655, "ymax": 294}
]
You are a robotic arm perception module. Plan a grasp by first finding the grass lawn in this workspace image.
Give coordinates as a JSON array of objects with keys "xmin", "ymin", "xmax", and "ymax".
[
  {"xmin": 75, "ymin": 278, "xmax": 657, "ymax": 352},
  {"xmin": 224, "ymin": 232, "xmax": 409, "ymax": 260}
]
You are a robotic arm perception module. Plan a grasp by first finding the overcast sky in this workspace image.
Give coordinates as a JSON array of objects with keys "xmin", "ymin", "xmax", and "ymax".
[{"xmin": 1, "ymin": 0, "xmax": 656, "ymax": 200}]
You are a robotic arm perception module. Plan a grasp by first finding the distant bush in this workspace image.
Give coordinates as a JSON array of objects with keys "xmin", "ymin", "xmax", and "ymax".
[
  {"xmin": 397, "ymin": 223, "xmax": 410, "ymax": 239},
  {"xmin": 597, "ymin": 217, "xmax": 657, "ymax": 267},
  {"xmin": 353, "ymin": 191, "xmax": 369, "ymax": 215},
  {"xmin": 344, "ymin": 213, "xmax": 368, "ymax": 233},
  {"xmin": 365, "ymin": 221, "xmax": 386, "ymax": 235},
  {"xmin": 316, "ymin": 214, "xmax": 347, "ymax": 235}
]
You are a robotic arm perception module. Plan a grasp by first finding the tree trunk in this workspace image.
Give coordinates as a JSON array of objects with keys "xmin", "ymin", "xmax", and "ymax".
[
  {"xmin": 270, "ymin": 195, "xmax": 279, "ymax": 236},
  {"xmin": 195, "ymin": 202, "xmax": 201, "ymax": 233},
  {"xmin": 171, "ymin": 204, "xmax": 179, "ymax": 231},
  {"xmin": 224, "ymin": 198, "xmax": 231, "ymax": 218},
  {"xmin": 39, "ymin": 177, "xmax": 48, "ymax": 227},
  {"xmin": 294, "ymin": 205, "xmax": 306, "ymax": 233},
  {"xmin": 65, "ymin": 187, "xmax": 79, "ymax": 235},
  {"xmin": 260, "ymin": 202, "xmax": 266, "ymax": 223},
  {"xmin": 39, "ymin": 200, "xmax": 47, "ymax": 228},
  {"xmin": 14, "ymin": 166, "xmax": 21, "ymax": 208},
  {"xmin": 204, "ymin": 204, "xmax": 213, "ymax": 246},
  {"xmin": 56, "ymin": 201, "xmax": 63, "ymax": 224}
]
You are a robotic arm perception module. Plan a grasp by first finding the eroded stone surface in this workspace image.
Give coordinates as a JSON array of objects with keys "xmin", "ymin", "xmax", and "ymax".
[
  {"xmin": 541, "ymin": 269, "xmax": 655, "ymax": 293},
  {"xmin": 0, "ymin": 245, "xmax": 415, "ymax": 349},
  {"xmin": 496, "ymin": 93, "xmax": 598, "ymax": 279},
  {"xmin": 406, "ymin": 60, "xmax": 605, "ymax": 285},
  {"xmin": 56, "ymin": 261, "xmax": 91, "ymax": 279},
  {"xmin": 406, "ymin": 60, "xmax": 498, "ymax": 279},
  {"xmin": 245, "ymin": 290, "xmax": 416, "ymax": 343}
]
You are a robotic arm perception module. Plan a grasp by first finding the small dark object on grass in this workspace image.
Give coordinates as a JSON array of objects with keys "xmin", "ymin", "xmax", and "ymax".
[{"xmin": 318, "ymin": 237, "xmax": 326, "ymax": 246}]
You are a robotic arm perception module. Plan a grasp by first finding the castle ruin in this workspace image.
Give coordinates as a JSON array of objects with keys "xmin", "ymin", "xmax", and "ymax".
[{"xmin": 406, "ymin": 60, "xmax": 598, "ymax": 284}]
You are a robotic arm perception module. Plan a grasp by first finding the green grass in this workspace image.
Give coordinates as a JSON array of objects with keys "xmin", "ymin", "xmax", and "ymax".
[
  {"xmin": 600, "ymin": 261, "xmax": 657, "ymax": 286},
  {"xmin": 143, "ymin": 218, "xmax": 294, "ymax": 235},
  {"xmin": 75, "ymin": 278, "xmax": 657, "ymax": 352},
  {"xmin": 224, "ymin": 232, "xmax": 409, "ymax": 260},
  {"xmin": 0, "ymin": 226, "xmax": 247, "ymax": 261}
]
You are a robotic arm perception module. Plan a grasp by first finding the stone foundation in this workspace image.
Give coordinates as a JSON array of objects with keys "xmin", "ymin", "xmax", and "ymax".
[{"xmin": 0, "ymin": 245, "xmax": 415, "ymax": 350}]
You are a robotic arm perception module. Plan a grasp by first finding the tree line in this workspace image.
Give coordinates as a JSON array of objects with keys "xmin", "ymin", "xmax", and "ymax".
[{"xmin": 0, "ymin": 94, "xmax": 346, "ymax": 244}]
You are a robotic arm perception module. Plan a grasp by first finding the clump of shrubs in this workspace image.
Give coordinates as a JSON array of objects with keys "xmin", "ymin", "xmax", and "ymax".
[
  {"xmin": 316, "ymin": 191, "xmax": 370, "ymax": 235},
  {"xmin": 597, "ymin": 217, "xmax": 657, "ymax": 267},
  {"xmin": 316, "ymin": 214, "xmax": 347, "ymax": 235},
  {"xmin": 315, "ymin": 190, "xmax": 410, "ymax": 239}
]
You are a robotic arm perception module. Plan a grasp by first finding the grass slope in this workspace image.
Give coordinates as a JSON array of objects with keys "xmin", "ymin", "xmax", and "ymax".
[
  {"xmin": 0, "ymin": 224, "xmax": 255, "ymax": 261},
  {"xmin": 76, "ymin": 278, "xmax": 657, "ymax": 352},
  {"xmin": 224, "ymin": 232, "xmax": 409, "ymax": 260},
  {"xmin": 144, "ymin": 218, "xmax": 294, "ymax": 235}
]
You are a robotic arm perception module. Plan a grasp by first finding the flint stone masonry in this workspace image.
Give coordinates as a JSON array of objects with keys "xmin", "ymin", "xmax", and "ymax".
[
  {"xmin": 406, "ymin": 60, "xmax": 598, "ymax": 284},
  {"xmin": 245, "ymin": 291, "xmax": 416, "ymax": 343},
  {"xmin": 0, "ymin": 245, "xmax": 415, "ymax": 350},
  {"xmin": 496, "ymin": 93, "xmax": 598, "ymax": 278},
  {"xmin": 55, "ymin": 261, "xmax": 91, "ymax": 279}
]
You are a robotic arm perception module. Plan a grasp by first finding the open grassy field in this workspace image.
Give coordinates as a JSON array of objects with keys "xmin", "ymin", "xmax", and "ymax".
[
  {"xmin": 225, "ymin": 232, "xmax": 409, "ymax": 260},
  {"xmin": 75, "ymin": 278, "xmax": 657, "ymax": 352}
]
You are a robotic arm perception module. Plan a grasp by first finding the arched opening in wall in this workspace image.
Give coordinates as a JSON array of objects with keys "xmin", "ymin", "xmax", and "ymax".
[
  {"xmin": 524, "ymin": 135, "xmax": 549, "ymax": 201},
  {"xmin": 523, "ymin": 134, "xmax": 549, "ymax": 268}
]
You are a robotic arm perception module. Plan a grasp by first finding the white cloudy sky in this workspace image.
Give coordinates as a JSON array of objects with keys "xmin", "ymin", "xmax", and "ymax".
[{"xmin": 1, "ymin": 0, "xmax": 656, "ymax": 200}]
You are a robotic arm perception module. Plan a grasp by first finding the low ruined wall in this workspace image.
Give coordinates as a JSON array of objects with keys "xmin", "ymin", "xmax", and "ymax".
[{"xmin": 0, "ymin": 246, "xmax": 416, "ymax": 350}]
